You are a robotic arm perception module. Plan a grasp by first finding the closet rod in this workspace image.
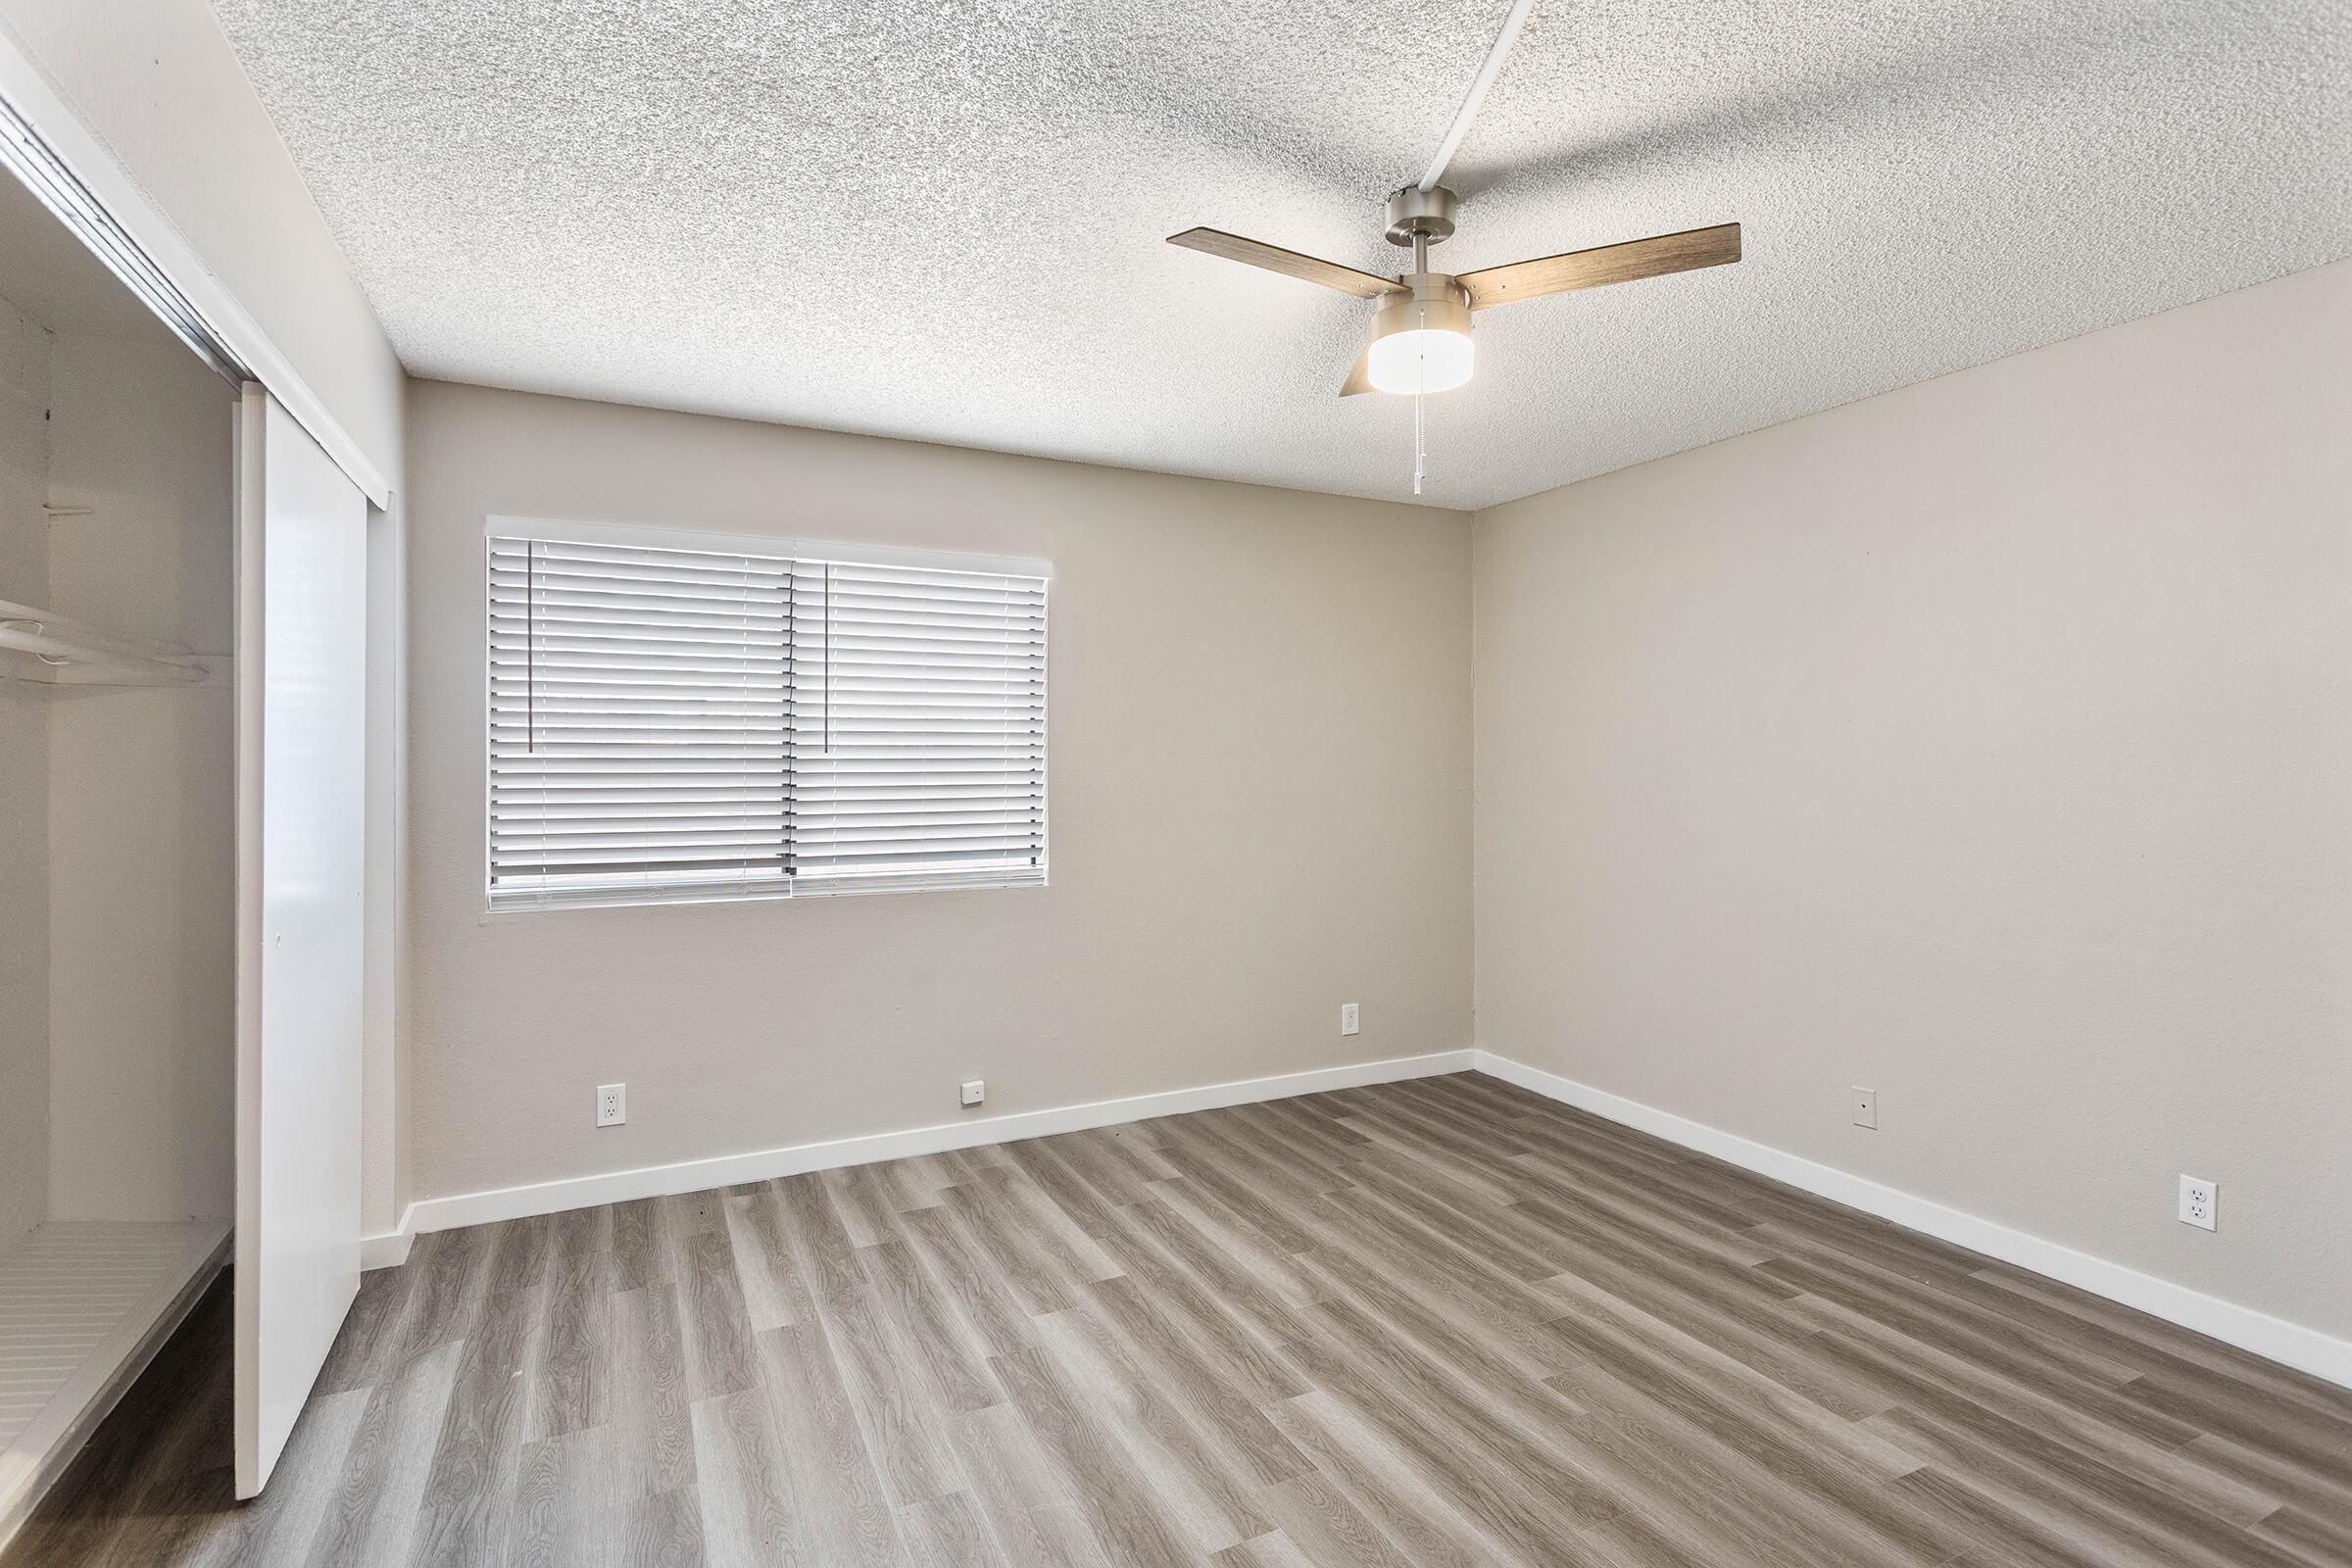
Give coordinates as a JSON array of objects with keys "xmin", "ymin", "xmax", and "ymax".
[{"xmin": 0, "ymin": 597, "xmax": 208, "ymax": 685}]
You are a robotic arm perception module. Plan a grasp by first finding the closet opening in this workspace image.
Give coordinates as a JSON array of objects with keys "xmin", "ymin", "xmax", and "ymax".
[{"xmin": 0, "ymin": 157, "xmax": 237, "ymax": 1537}]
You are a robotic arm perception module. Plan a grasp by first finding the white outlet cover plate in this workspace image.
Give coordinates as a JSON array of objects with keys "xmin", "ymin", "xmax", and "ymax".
[
  {"xmin": 2179, "ymin": 1174, "xmax": 2217, "ymax": 1231},
  {"xmin": 597, "ymin": 1083, "xmax": 626, "ymax": 1127},
  {"xmin": 1341, "ymin": 1004, "xmax": 1359, "ymax": 1037},
  {"xmin": 1851, "ymin": 1087, "xmax": 1878, "ymax": 1129}
]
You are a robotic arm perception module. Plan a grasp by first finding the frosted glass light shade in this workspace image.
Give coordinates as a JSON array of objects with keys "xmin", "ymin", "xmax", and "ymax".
[{"xmin": 1366, "ymin": 326, "xmax": 1475, "ymax": 394}]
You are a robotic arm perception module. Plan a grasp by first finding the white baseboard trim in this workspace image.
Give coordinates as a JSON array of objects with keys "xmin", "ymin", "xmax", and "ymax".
[
  {"xmin": 361, "ymin": 1211, "xmax": 416, "ymax": 1271},
  {"xmin": 1474, "ymin": 1050, "xmax": 2352, "ymax": 1392},
  {"xmin": 388, "ymin": 1049, "xmax": 1476, "ymax": 1250}
]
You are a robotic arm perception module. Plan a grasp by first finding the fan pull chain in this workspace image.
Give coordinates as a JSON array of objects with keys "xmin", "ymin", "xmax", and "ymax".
[
  {"xmin": 1410, "ymin": 296, "xmax": 1430, "ymax": 496},
  {"xmin": 1413, "ymin": 390, "xmax": 1427, "ymax": 496}
]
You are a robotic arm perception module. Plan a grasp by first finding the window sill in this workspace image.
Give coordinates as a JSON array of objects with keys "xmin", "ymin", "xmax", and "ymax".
[{"xmin": 482, "ymin": 869, "xmax": 1049, "ymax": 916}]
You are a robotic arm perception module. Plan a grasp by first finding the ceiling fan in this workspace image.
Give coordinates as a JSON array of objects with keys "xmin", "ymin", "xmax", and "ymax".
[
  {"xmin": 1162, "ymin": 0, "xmax": 1740, "ymax": 401},
  {"xmin": 1168, "ymin": 192, "xmax": 1740, "ymax": 398}
]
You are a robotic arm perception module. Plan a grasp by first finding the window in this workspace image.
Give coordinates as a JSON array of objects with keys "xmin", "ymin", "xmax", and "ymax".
[{"xmin": 487, "ymin": 521, "xmax": 1047, "ymax": 908}]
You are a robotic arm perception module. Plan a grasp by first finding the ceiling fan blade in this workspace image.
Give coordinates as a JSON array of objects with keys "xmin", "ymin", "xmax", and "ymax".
[
  {"xmin": 1168, "ymin": 227, "xmax": 1404, "ymax": 300},
  {"xmin": 1458, "ymin": 222, "xmax": 1740, "ymax": 310},
  {"xmin": 1340, "ymin": 349, "xmax": 1373, "ymax": 397}
]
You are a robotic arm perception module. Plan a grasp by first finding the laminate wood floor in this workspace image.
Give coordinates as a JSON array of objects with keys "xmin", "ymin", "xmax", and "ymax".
[{"xmin": 8, "ymin": 1072, "xmax": 2349, "ymax": 1566}]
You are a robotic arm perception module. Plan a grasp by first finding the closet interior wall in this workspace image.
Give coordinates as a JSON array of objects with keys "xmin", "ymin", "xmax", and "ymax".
[
  {"xmin": 0, "ymin": 296, "xmax": 47, "ymax": 1255},
  {"xmin": 0, "ymin": 308, "xmax": 235, "ymax": 1233},
  {"xmin": 41, "ymin": 334, "xmax": 236, "ymax": 1222},
  {"xmin": 0, "ymin": 205, "xmax": 235, "ymax": 1525}
]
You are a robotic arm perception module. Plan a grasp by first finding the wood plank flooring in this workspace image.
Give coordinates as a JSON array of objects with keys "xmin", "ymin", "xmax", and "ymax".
[{"xmin": 7, "ymin": 1072, "xmax": 2349, "ymax": 1566}]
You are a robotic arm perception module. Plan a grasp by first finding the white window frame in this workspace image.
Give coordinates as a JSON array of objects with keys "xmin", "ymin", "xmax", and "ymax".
[{"xmin": 483, "ymin": 515, "xmax": 1050, "ymax": 912}]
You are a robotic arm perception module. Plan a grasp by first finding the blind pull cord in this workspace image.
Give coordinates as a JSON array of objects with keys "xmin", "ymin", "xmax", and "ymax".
[
  {"xmin": 523, "ymin": 539, "xmax": 538, "ymax": 755},
  {"xmin": 780, "ymin": 561, "xmax": 797, "ymax": 879}
]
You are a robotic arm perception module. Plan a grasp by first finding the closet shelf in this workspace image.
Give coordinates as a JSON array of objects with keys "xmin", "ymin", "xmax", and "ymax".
[
  {"xmin": 0, "ymin": 1219, "xmax": 229, "ymax": 1541},
  {"xmin": 0, "ymin": 597, "xmax": 219, "ymax": 687}
]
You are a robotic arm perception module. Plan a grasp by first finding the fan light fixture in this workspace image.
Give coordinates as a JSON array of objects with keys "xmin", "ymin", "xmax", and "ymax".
[{"xmin": 1366, "ymin": 288, "xmax": 1474, "ymax": 395}]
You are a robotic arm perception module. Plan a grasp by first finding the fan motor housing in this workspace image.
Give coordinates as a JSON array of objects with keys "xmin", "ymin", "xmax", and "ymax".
[
  {"xmin": 1385, "ymin": 184, "xmax": 1459, "ymax": 246},
  {"xmin": 1371, "ymin": 272, "xmax": 1472, "ymax": 339}
]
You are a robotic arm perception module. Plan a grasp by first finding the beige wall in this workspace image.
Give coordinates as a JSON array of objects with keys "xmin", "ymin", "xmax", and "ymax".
[
  {"xmin": 406, "ymin": 380, "xmax": 1472, "ymax": 1204},
  {"xmin": 1474, "ymin": 259, "xmax": 2352, "ymax": 1339}
]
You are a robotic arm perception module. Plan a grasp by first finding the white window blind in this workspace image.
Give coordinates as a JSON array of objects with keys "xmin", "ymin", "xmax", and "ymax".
[{"xmin": 488, "ymin": 531, "xmax": 1046, "ymax": 907}]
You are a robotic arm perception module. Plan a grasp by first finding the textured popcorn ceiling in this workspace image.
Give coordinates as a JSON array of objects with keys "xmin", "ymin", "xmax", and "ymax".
[{"xmin": 215, "ymin": 0, "xmax": 2352, "ymax": 510}]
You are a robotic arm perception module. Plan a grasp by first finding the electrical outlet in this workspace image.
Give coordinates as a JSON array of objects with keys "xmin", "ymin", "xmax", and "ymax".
[
  {"xmin": 2179, "ymin": 1174, "xmax": 2217, "ymax": 1231},
  {"xmin": 596, "ymin": 1083, "xmax": 626, "ymax": 1127},
  {"xmin": 960, "ymin": 1079, "xmax": 986, "ymax": 1107},
  {"xmin": 1850, "ymin": 1086, "xmax": 1878, "ymax": 1129},
  {"xmin": 1340, "ymin": 1003, "xmax": 1359, "ymax": 1037}
]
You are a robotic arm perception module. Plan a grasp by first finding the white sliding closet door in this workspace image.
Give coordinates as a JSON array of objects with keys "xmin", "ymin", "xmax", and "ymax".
[{"xmin": 232, "ymin": 389, "xmax": 368, "ymax": 1497}]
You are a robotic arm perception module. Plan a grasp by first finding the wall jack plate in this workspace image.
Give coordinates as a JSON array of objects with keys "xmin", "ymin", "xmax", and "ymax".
[
  {"xmin": 596, "ymin": 1083, "xmax": 626, "ymax": 1127},
  {"xmin": 1850, "ymin": 1086, "xmax": 1878, "ymax": 1129}
]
